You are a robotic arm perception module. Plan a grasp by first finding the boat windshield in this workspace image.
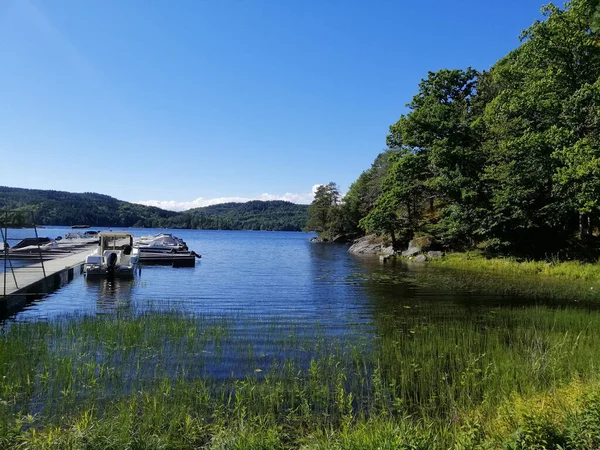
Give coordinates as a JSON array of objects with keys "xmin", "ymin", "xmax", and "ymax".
[{"xmin": 101, "ymin": 235, "xmax": 133, "ymax": 250}]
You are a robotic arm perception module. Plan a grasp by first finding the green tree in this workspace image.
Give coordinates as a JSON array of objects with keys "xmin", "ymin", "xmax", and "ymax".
[
  {"xmin": 341, "ymin": 150, "xmax": 397, "ymax": 235},
  {"xmin": 359, "ymin": 150, "xmax": 431, "ymax": 248},
  {"xmin": 306, "ymin": 183, "xmax": 341, "ymax": 239},
  {"xmin": 480, "ymin": 0, "xmax": 600, "ymax": 253}
]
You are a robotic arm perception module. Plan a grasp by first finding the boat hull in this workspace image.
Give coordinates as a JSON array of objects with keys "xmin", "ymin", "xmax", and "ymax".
[{"xmin": 83, "ymin": 264, "xmax": 137, "ymax": 278}]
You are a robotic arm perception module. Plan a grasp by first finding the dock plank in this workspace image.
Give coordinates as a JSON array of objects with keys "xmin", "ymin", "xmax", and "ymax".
[{"xmin": 2, "ymin": 248, "xmax": 92, "ymax": 296}]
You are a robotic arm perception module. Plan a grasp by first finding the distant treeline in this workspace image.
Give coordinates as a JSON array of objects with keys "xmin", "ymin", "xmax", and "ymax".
[
  {"xmin": 307, "ymin": 1, "xmax": 600, "ymax": 258},
  {"xmin": 0, "ymin": 187, "xmax": 308, "ymax": 231}
]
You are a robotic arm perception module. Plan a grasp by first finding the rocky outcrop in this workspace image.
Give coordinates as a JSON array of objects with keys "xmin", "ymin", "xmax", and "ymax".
[
  {"xmin": 349, "ymin": 235, "xmax": 394, "ymax": 256},
  {"xmin": 399, "ymin": 237, "xmax": 445, "ymax": 262},
  {"xmin": 402, "ymin": 245, "xmax": 421, "ymax": 257},
  {"xmin": 347, "ymin": 234, "xmax": 445, "ymax": 262},
  {"xmin": 310, "ymin": 233, "xmax": 359, "ymax": 243}
]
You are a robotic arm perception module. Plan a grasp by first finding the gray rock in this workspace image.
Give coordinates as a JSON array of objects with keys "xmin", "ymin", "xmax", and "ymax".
[
  {"xmin": 427, "ymin": 251, "xmax": 444, "ymax": 259},
  {"xmin": 381, "ymin": 246, "xmax": 395, "ymax": 256},
  {"xmin": 402, "ymin": 246, "xmax": 421, "ymax": 257},
  {"xmin": 348, "ymin": 234, "xmax": 383, "ymax": 255},
  {"xmin": 413, "ymin": 254, "xmax": 428, "ymax": 263}
]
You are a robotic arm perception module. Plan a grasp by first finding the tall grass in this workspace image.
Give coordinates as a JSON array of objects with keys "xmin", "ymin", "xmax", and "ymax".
[
  {"xmin": 430, "ymin": 251, "xmax": 600, "ymax": 281},
  {"xmin": 373, "ymin": 254, "xmax": 600, "ymax": 304},
  {"xmin": 3, "ymin": 304, "xmax": 600, "ymax": 448}
]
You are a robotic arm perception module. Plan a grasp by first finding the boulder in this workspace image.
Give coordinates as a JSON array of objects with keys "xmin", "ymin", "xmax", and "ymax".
[
  {"xmin": 349, "ymin": 234, "xmax": 384, "ymax": 255},
  {"xmin": 427, "ymin": 251, "xmax": 444, "ymax": 259},
  {"xmin": 381, "ymin": 246, "xmax": 395, "ymax": 256},
  {"xmin": 413, "ymin": 254, "xmax": 428, "ymax": 263},
  {"xmin": 402, "ymin": 246, "xmax": 421, "ymax": 257}
]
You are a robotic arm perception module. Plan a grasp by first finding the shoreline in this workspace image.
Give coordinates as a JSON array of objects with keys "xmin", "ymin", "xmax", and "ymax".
[{"xmin": 424, "ymin": 251, "xmax": 600, "ymax": 282}]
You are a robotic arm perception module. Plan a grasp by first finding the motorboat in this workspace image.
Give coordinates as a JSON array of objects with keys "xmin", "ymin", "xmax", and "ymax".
[
  {"xmin": 135, "ymin": 234, "xmax": 188, "ymax": 254},
  {"xmin": 59, "ymin": 231, "xmax": 99, "ymax": 246},
  {"xmin": 84, "ymin": 232, "xmax": 139, "ymax": 278},
  {"xmin": 7, "ymin": 237, "xmax": 59, "ymax": 253}
]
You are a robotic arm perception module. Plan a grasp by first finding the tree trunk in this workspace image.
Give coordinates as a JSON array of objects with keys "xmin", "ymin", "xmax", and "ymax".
[
  {"xmin": 580, "ymin": 213, "xmax": 592, "ymax": 244},
  {"xmin": 390, "ymin": 229, "xmax": 397, "ymax": 250}
]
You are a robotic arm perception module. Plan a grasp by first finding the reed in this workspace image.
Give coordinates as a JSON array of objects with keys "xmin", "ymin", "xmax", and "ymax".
[{"xmin": 1, "ymin": 302, "xmax": 600, "ymax": 448}]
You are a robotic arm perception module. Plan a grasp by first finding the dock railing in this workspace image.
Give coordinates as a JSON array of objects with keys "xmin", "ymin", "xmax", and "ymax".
[{"xmin": 1, "ymin": 210, "xmax": 48, "ymax": 299}]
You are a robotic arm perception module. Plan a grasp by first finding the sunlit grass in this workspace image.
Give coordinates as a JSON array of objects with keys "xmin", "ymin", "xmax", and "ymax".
[
  {"xmin": 2, "ymin": 304, "xmax": 600, "ymax": 448},
  {"xmin": 430, "ymin": 251, "xmax": 600, "ymax": 281}
]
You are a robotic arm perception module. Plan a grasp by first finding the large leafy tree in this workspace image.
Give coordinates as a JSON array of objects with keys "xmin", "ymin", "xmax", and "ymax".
[
  {"xmin": 360, "ymin": 150, "xmax": 431, "ymax": 248},
  {"xmin": 363, "ymin": 68, "xmax": 485, "ymax": 248},
  {"xmin": 480, "ymin": 0, "xmax": 600, "ymax": 253}
]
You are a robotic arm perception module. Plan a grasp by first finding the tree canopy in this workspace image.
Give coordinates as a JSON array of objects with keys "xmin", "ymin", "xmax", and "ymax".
[{"xmin": 311, "ymin": 0, "xmax": 600, "ymax": 258}]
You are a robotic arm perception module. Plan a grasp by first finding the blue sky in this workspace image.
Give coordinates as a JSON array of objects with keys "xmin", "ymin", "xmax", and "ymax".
[{"xmin": 0, "ymin": 0, "xmax": 545, "ymax": 210}]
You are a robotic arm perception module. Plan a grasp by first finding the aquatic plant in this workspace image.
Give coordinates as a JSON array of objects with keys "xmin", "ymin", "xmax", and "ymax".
[{"xmin": 2, "ymin": 304, "xmax": 600, "ymax": 448}]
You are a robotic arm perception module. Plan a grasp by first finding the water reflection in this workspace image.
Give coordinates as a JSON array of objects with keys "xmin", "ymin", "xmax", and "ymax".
[{"xmin": 84, "ymin": 278, "xmax": 135, "ymax": 313}]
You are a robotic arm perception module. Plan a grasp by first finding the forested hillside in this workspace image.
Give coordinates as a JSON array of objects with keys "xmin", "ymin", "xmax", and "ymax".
[
  {"xmin": 0, "ymin": 186, "xmax": 178, "ymax": 227},
  {"xmin": 0, "ymin": 186, "xmax": 308, "ymax": 231},
  {"xmin": 181, "ymin": 201, "xmax": 308, "ymax": 231},
  {"xmin": 308, "ymin": 1, "xmax": 600, "ymax": 258}
]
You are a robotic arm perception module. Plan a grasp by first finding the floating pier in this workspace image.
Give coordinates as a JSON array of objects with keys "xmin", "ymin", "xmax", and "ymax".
[
  {"xmin": 1, "ymin": 246, "xmax": 95, "ymax": 316},
  {"xmin": 139, "ymin": 251, "xmax": 200, "ymax": 267}
]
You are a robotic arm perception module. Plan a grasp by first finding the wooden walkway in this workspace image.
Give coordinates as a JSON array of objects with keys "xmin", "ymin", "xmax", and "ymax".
[{"xmin": 2, "ymin": 248, "xmax": 92, "ymax": 297}]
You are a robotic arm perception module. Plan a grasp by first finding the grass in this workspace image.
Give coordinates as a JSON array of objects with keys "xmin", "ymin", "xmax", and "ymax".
[
  {"xmin": 3, "ymin": 303, "xmax": 600, "ymax": 448},
  {"xmin": 429, "ymin": 251, "xmax": 600, "ymax": 281},
  {"xmin": 372, "ymin": 251, "xmax": 600, "ymax": 305}
]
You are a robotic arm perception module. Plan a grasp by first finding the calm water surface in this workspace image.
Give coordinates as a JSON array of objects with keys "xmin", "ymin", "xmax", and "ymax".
[
  {"xmin": 4, "ymin": 227, "xmax": 600, "ymax": 384},
  {"xmin": 4, "ymin": 227, "xmax": 599, "ymax": 331}
]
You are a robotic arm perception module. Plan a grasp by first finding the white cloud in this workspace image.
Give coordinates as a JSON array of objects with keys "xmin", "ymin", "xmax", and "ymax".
[{"xmin": 135, "ymin": 187, "xmax": 320, "ymax": 212}]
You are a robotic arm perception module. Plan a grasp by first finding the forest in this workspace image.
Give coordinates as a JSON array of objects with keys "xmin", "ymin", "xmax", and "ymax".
[
  {"xmin": 308, "ymin": 0, "xmax": 600, "ymax": 259},
  {"xmin": 0, "ymin": 186, "xmax": 308, "ymax": 231}
]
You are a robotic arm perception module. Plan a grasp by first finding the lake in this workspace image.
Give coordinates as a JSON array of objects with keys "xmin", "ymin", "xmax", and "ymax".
[
  {"xmin": 4, "ymin": 226, "xmax": 599, "ymax": 326},
  {"xmin": 4, "ymin": 228, "xmax": 600, "ymax": 447}
]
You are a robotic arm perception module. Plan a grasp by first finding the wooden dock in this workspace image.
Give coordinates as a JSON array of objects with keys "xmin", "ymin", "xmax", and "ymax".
[
  {"xmin": 1, "ymin": 246, "xmax": 95, "ymax": 315},
  {"xmin": 139, "ymin": 252, "xmax": 199, "ymax": 267}
]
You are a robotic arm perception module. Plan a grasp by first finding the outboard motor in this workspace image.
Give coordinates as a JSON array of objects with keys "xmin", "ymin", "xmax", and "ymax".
[{"xmin": 106, "ymin": 252, "xmax": 118, "ymax": 277}]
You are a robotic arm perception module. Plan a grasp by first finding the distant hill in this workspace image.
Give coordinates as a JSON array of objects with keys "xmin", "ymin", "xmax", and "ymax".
[
  {"xmin": 0, "ymin": 186, "xmax": 308, "ymax": 231},
  {"xmin": 0, "ymin": 186, "xmax": 179, "ymax": 227},
  {"xmin": 179, "ymin": 200, "xmax": 309, "ymax": 231}
]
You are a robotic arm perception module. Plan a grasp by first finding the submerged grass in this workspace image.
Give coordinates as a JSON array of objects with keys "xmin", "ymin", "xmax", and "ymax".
[{"xmin": 2, "ymin": 304, "xmax": 600, "ymax": 448}]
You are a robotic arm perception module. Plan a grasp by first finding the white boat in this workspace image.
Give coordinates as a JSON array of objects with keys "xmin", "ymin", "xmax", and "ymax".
[
  {"xmin": 135, "ymin": 234, "xmax": 188, "ymax": 253},
  {"xmin": 83, "ymin": 232, "xmax": 139, "ymax": 278},
  {"xmin": 137, "ymin": 233, "xmax": 174, "ymax": 245}
]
